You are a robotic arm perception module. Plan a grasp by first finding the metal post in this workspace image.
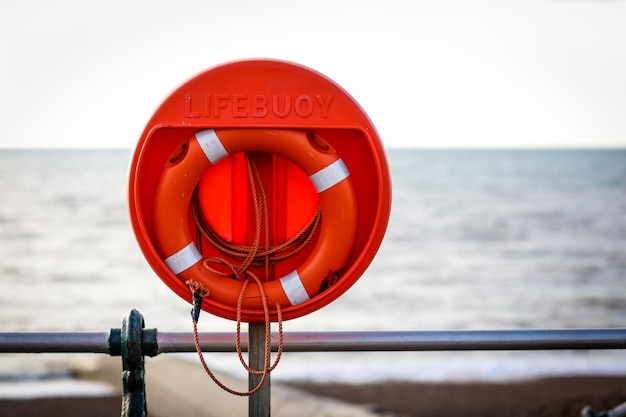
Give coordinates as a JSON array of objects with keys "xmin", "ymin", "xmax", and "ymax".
[{"xmin": 248, "ymin": 322, "xmax": 270, "ymax": 417}]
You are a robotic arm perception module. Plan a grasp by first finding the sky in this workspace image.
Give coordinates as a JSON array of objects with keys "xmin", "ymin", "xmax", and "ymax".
[{"xmin": 1, "ymin": 0, "xmax": 625, "ymax": 149}]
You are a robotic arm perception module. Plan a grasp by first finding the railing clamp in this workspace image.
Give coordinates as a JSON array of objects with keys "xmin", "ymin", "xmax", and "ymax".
[{"xmin": 108, "ymin": 309, "xmax": 158, "ymax": 417}]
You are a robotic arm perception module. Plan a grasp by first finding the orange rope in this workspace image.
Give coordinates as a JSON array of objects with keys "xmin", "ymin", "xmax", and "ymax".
[
  {"xmin": 187, "ymin": 276, "xmax": 282, "ymax": 396},
  {"xmin": 190, "ymin": 156, "xmax": 321, "ymax": 274},
  {"xmin": 234, "ymin": 273, "xmax": 283, "ymax": 375},
  {"xmin": 186, "ymin": 153, "xmax": 314, "ymax": 395}
]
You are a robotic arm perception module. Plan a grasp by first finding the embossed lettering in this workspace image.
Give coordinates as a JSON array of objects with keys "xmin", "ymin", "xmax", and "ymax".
[
  {"xmin": 214, "ymin": 95, "xmax": 229, "ymax": 117},
  {"xmin": 295, "ymin": 95, "xmax": 313, "ymax": 117},
  {"xmin": 252, "ymin": 95, "xmax": 268, "ymax": 117},
  {"xmin": 185, "ymin": 95, "xmax": 200, "ymax": 118},
  {"xmin": 233, "ymin": 94, "xmax": 248, "ymax": 117},
  {"xmin": 315, "ymin": 95, "xmax": 334, "ymax": 118},
  {"xmin": 183, "ymin": 94, "xmax": 335, "ymax": 118},
  {"xmin": 272, "ymin": 95, "xmax": 291, "ymax": 118}
]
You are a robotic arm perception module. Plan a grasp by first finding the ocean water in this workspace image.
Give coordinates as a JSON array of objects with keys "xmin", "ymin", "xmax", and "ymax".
[{"xmin": 0, "ymin": 148, "xmax": 625, "ymax": 383}]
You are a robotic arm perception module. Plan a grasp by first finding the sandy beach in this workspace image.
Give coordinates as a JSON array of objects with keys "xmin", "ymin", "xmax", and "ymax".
[
  {"xmin": 1, "ymin": 374, "xmax": 624, "ymax": 417},
  {"xmin": 0, "ymin": 396, "xmax": 120, "ymax": 417},
  {"xmin": 291, "ymin": 376, "xmax": 626, "ymax": 417}
]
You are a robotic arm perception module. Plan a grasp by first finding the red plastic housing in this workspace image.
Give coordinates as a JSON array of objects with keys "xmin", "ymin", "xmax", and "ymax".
[{"xmin": 128, "ymin": 59, "xmax": 391, "ymax": 321}]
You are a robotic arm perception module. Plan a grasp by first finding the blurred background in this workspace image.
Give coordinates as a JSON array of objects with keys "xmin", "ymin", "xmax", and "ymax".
[
  {"xmin": 1, "ymin": 0, "xmax": 625, "ymax": 149},
  {"xmin": 1, "ymin": 0, "xmax": 625, "ymax": 383}
]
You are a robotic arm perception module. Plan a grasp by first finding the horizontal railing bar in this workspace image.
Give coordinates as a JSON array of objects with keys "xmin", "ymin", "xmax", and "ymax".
[
  {"xmin": 159, "ymin": 329, "xmax": 626, "ymax": 353},
  {"xmin": 1, "ymin": 329, "xmax": 625, "ymax": 354},
  {"xmin": 0, "ymin": 332, "xmax": 111, "ymax": 353}
]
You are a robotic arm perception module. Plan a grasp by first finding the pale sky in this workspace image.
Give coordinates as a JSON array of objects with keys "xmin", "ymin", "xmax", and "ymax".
[{"xmin": 1, "ymin": 0, "xmax": 625, "ymax": 149}]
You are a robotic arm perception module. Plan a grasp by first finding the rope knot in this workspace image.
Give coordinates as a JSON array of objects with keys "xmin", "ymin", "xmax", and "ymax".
[
  {"xmin": 186, "ymin": 279, "xmax": 210, "ymax": 297},
  {"xmin": 186, "ymin": 280, "xmax": 210, "ymax": 323}
]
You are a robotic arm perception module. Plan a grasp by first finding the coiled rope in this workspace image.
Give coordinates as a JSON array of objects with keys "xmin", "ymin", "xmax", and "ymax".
[{"xmin": 186, "ymin": 153, "xmax": 320, "ymax": 396}]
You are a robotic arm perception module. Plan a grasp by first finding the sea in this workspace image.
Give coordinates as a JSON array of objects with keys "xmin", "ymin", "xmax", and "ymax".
[{"xmin": 1, "ymin": 148, "xmax": 625, "ymax": 387}]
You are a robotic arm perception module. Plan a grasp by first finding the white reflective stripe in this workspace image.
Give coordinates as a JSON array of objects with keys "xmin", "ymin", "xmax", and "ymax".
[
  {"xmin": 308, "ymin": 158, "xmax": 350, "ymax": 193},
  {"xmin": 164, "ymin": 242, "xmax": 202, "ymax": 275},
  {"xmin": 279, "ymin": 270, "xmax": 310, "ymax": 305},
  {"xmin": 195, "ymin": 129, "xmax": 229, "ymax": 164}
]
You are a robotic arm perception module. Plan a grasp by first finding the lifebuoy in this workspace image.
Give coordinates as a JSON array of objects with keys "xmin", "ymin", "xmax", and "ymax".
[{"xmin": 151, "ymin": 129, "xmax": 358, "ymax": 317}]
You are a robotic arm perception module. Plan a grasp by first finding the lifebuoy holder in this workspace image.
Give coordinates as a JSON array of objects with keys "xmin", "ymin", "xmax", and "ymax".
[{"xmin": 128, "ymin": 59, "xmax": 391, "ymax": 322}]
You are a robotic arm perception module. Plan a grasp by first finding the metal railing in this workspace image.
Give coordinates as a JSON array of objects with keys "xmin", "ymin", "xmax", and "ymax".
[{"xmin": 1, "ymin": 309, "xmax": 625, "ymax": 417}]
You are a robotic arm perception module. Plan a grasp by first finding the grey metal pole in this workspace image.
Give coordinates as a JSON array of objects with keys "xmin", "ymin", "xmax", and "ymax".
[
  {"xmin": 248, "ymin": 322, "xmax": 270, "ymax": 417},
  {"xmin": 156, "ymin": 328, "xmax": 626, "ymax": 353},
  {"xmin": 1, "ymin": 328, "xmax": 626, "ymax": 354},
  {"xmin": 0, "ymin": 332, "xmax": 110, "ymax": 353}
]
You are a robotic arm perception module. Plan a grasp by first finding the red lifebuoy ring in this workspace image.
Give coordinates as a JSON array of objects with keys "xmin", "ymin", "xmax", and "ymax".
[{"xmin": 151, "ymin": 129, "xmax": 358, "ymax": 319}]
